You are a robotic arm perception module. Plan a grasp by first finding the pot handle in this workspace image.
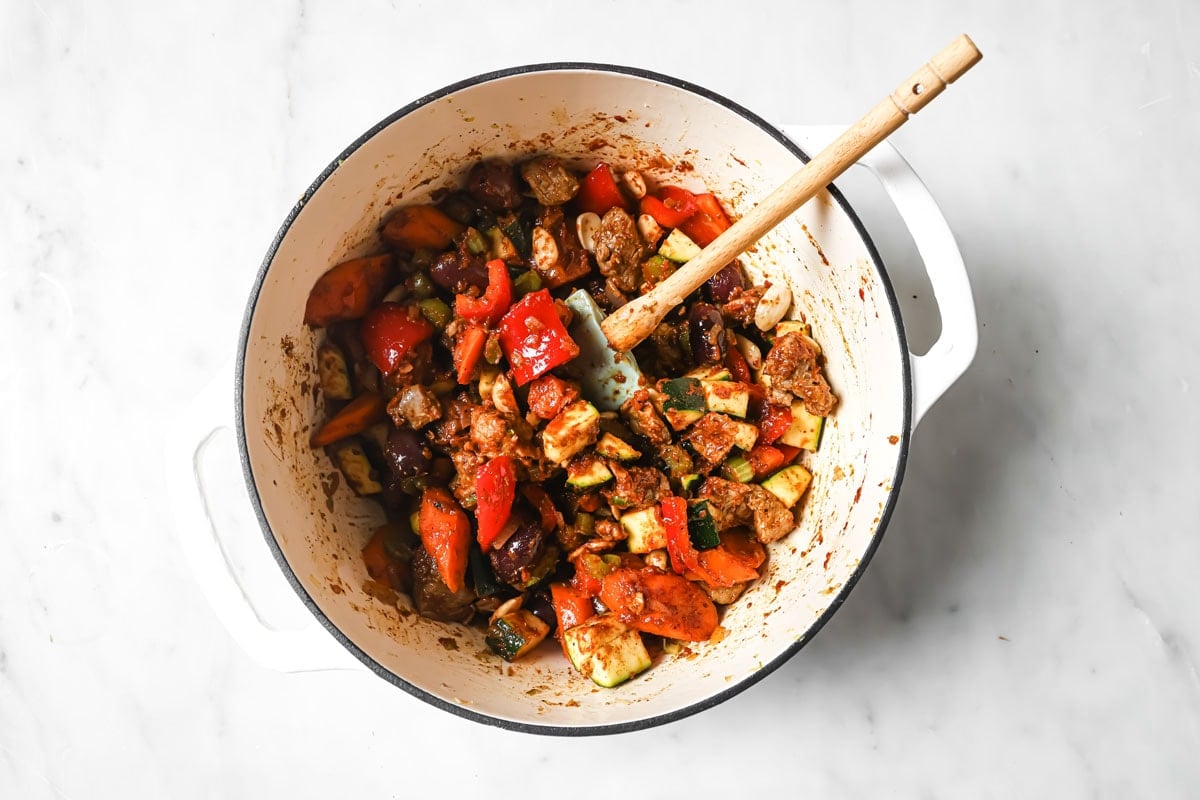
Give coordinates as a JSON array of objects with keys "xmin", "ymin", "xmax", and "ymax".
[
  {"xmin": 163, "ymin": 360, "xmax": 364, "ymax": 672},
  {"xmin": 781, "ymin": 125, "xmax": 978, "ymax": 428}
]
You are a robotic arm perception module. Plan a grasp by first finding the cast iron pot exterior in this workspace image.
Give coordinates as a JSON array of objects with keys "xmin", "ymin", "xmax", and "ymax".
[{"xmin": 238, "ymin": 64, "xmax": 911, "ymax": 734}]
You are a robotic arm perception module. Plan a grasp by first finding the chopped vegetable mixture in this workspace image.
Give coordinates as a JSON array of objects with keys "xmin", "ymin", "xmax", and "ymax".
[{"xmin": 304, "ymin": 155, "xmax": 837, "ymax": 687}]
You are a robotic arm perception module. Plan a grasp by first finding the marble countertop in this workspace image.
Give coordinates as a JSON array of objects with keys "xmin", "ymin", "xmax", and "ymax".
[{"xmin": 3, "ymin": 1, "xmax": 1198, "ymax": 796}]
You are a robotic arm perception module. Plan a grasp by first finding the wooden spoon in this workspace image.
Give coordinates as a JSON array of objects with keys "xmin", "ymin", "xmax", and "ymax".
[{"xmin": 601, "ymin": 34, "xmax": 982, "ymax": 352}]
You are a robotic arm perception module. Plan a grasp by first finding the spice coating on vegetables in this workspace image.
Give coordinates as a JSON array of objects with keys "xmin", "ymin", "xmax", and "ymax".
[{"xmin": 304, "ymin": 155, "xmax": 837, "ymax": 688}]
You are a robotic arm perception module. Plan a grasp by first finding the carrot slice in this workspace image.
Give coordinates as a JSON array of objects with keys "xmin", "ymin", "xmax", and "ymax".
[
  {"xmin": 599, "ymin": 568, "xmax": 718, "ymax": 641},
  {"xmin": 692, "ymin": 529, "xmax": 766, "ymax": 587},
  {"xmin": 381, "ymin": 205, "xmax": 465, "ymax": 251},
  {"xmin": 309, "ymin": 391, "xmax": 388, "ymax": 447},
  {"xmin": 550, "ymin": 582, "xmax": 595, "ymax": 656},
  {"xmin": 418, "ymin": 486, "xmax": 471, "ymax": 593},
  {"xmin": 303, "ymin": 254, "xmax": 394, "ymax": 327}
]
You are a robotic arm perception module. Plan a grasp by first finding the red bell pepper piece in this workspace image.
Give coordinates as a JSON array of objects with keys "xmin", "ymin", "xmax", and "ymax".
[
  {"xmin": 418, "ymin": 486, "xmax": 472, "ymax": 593},
  {"xmin": 550, "ymin": 582, "xmax": 596, "ymax": 655},
  {"xmin": 661, "ymin": 497, "xmax": 700, "ymax": 576},
  {"xmin": 361, "ymin": 302, "xmax": 434, "ymax": 375},
  {"xmin": 678, "ymin": 192, "xmax": 732, "ymax": 247},
  {"xmin": 639, "ymin": 185, "xmax": 699, "ymax": 229},
  {"xmin": 569, "ymin": 552, "xmax": 612, "ymax": 596},
  {"xmin": 455, "ymin": 258, "xmax": 512, "ymax": 327},
  {"xmin": 497, "ymin": 289, "xmax": 580, "ymax": 386},
  {"xmin": 758, "ymin": 403, "xmax": 793, "ymax": 445},
  {"xmin": 525, "ymin": 373, "xmax": 581, "ymax": 420},
  {"xmin": 746, "ymin": 444, "xmax": 787, "ymax": 480},
  {"xmin": 576, "ymin": 163, "xmax": 627, "ymax": 216},
  {"xmin": 692, "ymin": 529, "xmax": 766, "ymax": 588},
  {"xmin": 775, "ymin": 444, "xmax": 802, "ymax": 464},
  {"xmin": 724, "ymin": 341, "xmax": 753, "ymax": 383},
  {"xmin": 520, "ymin": 484, "xmax": 562, "ymax": 535},
  {"xmin": 453, "ymin": 323, "xmax": 488, "ymax": 384},
  {"xmin": 474, "ymin": 455, "xmax": 516, "ymax": 550},
  {"xmin": 599, "ymin": 567, "xmax": 718, "ymax": 642}
]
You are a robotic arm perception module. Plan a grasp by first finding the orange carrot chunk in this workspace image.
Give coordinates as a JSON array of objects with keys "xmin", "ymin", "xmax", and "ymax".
[
  {"xmin": 381, "ymin": 205, "xmax": 465, "ymax": 251},
  {"xmin": 303, "ymin": 254, "xmax": 394, "ymax": 327},
  {"xmin": 599, "ymin": 567, "xmax": 718, "ymax": 642},
  {"xmin": 418, "ymin": 486, "xmax": 472, "ymax": 593},
  {"xmin": 309, "ymin": 391, "xmax": 388, "ymax": 447}
]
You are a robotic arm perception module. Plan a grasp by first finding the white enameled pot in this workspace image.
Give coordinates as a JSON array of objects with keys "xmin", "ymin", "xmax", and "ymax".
[{"xmin": 166, "ymin": 65, "xmax": 976, "ymax": 734}]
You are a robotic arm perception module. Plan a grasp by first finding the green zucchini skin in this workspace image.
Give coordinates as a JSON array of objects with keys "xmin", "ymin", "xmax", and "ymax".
[{"xmin": 687, "ymin": 500, "xmax": 720, "ymax": 550}]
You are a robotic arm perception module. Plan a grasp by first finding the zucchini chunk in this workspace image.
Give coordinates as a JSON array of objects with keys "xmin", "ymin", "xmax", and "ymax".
[
  {"xmin": 729, "ymin": 420, "xmax": 759, "ymax": 451},
  {"xmin": 486, "ymin": 610, "xmax": 551, "ymax": 662},
  {"xmin": 622, "ymin": 505, "xmax": 668, "ymax": 553},
  {"xmin": 779, "ymin": 400, "xmax": 825, "ymax": 451},
  {"xmin": 760, "ymin": 464, "xmax": 813, "ymax": 509},
  {"xmin": 563, "ymin": 615, "xmax": 652, "ymax": 687},
  {"xmin": 567, "ymin": 453, "xmax": 613, "ymax": 488},
  {"xmin": 316, "ymin": 341, "xmax": 354, "ymax": 400},
  {"xmin": 594, "ymin": 432, "xmax": 642, "ymax": 462},
  {"xmin": 329, "ymin": 439, "xmax": 383, "ymax": 495},
  {"xmin": 658, "ymin": 228, "xmax": 702, "ymax": 263},
  {"xmin": 542, "ymin": 400, "xmax": 601, "ymax": 464},
  {"xmin": 685, "ymin": 365, "xmax": 732, "ymax": 382},
  {"xmin": 656, "ymin": 378, "xmax": 706, "ymax": 430},
  {"xmin": 687, "ymin": 499, "xmax": 720, "ymax": 550},
  {"xmin": 701, "ymin": 380, "xmax": 749, "ymax": 418}
]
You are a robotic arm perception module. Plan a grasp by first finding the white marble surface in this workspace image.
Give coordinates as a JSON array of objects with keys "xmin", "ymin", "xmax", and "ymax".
[{"xmin": 3, "ymin": 0, "xmax": 1198, "ymax": 796}]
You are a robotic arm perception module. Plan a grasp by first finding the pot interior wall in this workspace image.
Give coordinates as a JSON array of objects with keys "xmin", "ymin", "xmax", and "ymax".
[{"xmin": 240, "ymin": 67, "xmax": 908, "ymax": 730}]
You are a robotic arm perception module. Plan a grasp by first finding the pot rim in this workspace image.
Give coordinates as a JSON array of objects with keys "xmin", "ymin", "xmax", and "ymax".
[{"xmin": 235, "ymin": 61, "xmax": 913, "ymax": 736}]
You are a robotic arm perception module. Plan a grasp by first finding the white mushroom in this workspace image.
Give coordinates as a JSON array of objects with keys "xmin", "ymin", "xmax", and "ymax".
[
  {"xmin": 575, "ymin": 212, "xmax": 601, "ymax": 253},
  {"xmin": 734, "ymin": 333, "xmax": 763, "ymax": 372},
  {"xmin": 620, "ymin": 170, "xmax": 647, "ymax": 199},
  {"xmin": 491, "ymin": 371, "xmax": 520, "ymax": 416},
  {"xmin": 531, "ymin": 225, "xmax": 560, "ymax": 272},
  {"xmin": 636, "ymin": 213, "xmax": 664, "ymax": 245},
  {"xmin": 754, "ymin": 280, "xmax": 793, "ymax": 331},
  {"xmin": 489, "ymin": 594, "xmax": 524, "ymax": 626}
]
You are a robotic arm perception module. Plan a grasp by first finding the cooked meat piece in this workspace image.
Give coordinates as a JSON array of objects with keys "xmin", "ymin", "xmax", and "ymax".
[
  {"xmin": 429, "ymin": 392, "xmax": 477, "ymax": 447},
  {"xmin": 721, "ymin": 285, "xmax": 766, "ymax": 328},
  {"xmin": 531, "ymin": 206, "xmax": 593, "ymax": 288},
  {"xmin": 592, "ymin": 207, "xmax": 648, "ymax": 293},
  {"xmin": 520, "ymin": 155, "xmax": 580, "ymax": 206},
  {"xmin": 681, "ymin": 413, "xmax": 739, "ymax": 474},
  {"xmin": 447, "ymin": 446, "xmax": 485, "ymax": 508},
  {"xmin": 411, "ymin": 546, "xmax": 475, "ymax": 623},
  {"xmin": 746, "ymin": 486, "xmax": 796, "ymax": 543},
  {"xmin": 761, "ymin": 332, "xmax": 837, "ymax": 416},
  {"xmin": 603, "ymin": 463, "xmax": 670, "ymax": 511},
  {"xmin": 387, "ymin": 384, "xmax": 442, "ymax": 430},
  {"xmin": 620, "ymin": 390, "xmax": 672, "ymax": 446},
  {"xmin": 466, "ymin": 159, "xmax": 523, "ymax": 212},
  {"xmin": 696, "ymin": 476, "xmax": 754, "ymax": 530},
  {"xmin": 470, "ymin": 407, "xmax": 514, "ymax": 459},
  {"xmin": 594, "ymin": 519, "xmax": 625, "ymax": 541}
]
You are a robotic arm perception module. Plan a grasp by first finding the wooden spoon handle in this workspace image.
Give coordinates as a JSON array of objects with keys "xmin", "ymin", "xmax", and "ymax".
[{"xmin": 601, "ymin": 34, "xmax": 982, "ymax": 353}]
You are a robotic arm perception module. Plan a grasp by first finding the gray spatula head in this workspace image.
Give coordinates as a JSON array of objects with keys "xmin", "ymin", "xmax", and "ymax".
[{"xmin": 564, "ymin": 289, "xmax": 645, "ymax": 412}]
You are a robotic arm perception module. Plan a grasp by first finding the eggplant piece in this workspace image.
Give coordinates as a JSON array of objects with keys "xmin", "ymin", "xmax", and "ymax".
[
  {"xmin": 411, "ymin": 546, "xmax": 475, "ymax": 623},
  {"xmin": 688, "ymin": 302, "xmax": 727, "ymax": 365},
  {"xmin": 488, "ymin": 519, "xmax": 559, "ymax": 590}
]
